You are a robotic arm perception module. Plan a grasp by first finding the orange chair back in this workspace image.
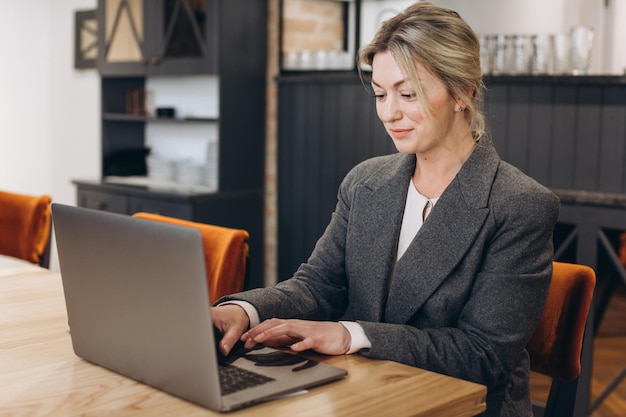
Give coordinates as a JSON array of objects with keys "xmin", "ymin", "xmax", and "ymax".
[
  {"xmin": 527, "ymin": 261, "xmax": 595, "ymax": 381},
  {"xmin": 0, "ymin": 190, "xmax": 52, "ymax": 265},
  {"xmin": 132, "ymin": 212, "xmax": 249, "ymax": 304}
]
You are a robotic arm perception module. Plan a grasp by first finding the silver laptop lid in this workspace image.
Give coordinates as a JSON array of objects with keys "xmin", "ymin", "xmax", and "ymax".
[{"xmin": 52, "ymin": 203, "xmax": 223, "ymax": 410}]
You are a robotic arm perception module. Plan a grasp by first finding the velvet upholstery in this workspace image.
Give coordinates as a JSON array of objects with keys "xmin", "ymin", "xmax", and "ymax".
[
  {"xmin": 527, "ymin": 261, "xmax": 595, "ymax": 381},
  {"xmin": 0, "ymin": 190, "xmax": 52, "ymax": 265},
  {"xmin": 132, "ymin": 212, "xmax": 249, "ymax": 304}
]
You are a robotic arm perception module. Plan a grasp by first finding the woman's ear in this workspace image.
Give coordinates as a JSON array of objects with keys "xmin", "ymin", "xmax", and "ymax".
[{"xmin": 455, "ymin": 87, "xmax": 474, "ymax": 111}]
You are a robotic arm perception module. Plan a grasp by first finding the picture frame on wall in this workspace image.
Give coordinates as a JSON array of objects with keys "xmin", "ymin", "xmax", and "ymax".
[{"xmin": 74, "ymin": 10, "xmax": 98, "ymax": 69}]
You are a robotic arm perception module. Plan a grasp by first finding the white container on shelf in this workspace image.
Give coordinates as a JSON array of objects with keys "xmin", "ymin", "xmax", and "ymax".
[
  {"xmin": 146, "ymin": 156, "xmax": 175, "ymax": 182},
  {"xmin": 175, "ymin": 161, "xmax": 207, "ymax": 186},
  {"xmin": 204, "ymin": 141, "xmax": 219, "ymax": 190}
]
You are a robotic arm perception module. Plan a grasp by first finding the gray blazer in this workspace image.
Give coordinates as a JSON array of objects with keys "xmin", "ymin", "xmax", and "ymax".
[{"xmin": 220, "ymin": 139, "xmax": 560, "ymax": 416}]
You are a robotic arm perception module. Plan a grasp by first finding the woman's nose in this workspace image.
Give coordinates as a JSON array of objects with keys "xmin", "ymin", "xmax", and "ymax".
[{"xmin": 378, "ymin": 97, "xmax": 402, "ymax": 122}]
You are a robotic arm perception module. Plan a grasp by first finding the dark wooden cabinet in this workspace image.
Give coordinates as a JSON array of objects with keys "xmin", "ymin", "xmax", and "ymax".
[
  {"xmin": 98, "ymin": 0, "xmax": 218, "ymax": 76},
  {"xmin": 77, "ymin": 187, "xmax": 129, "ymax": 214},
  {"xmin": 76, "ymin": 0, "xmax": 267, "ymax": 290},
  {"xmin": 74, "ymin": 180, "xmax": 264, "ymax": 289},
  {"xmin": 99, "ymin": 0, "xmax": 267, "ymax": 191}
]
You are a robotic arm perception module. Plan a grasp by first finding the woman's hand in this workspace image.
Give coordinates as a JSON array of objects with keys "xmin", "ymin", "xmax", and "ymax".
[
  {"xmin": 242, "ymin": 318, "xmax": 351, "ymax": 355},
  {"xmin": 211, "ymin": 304, "xmax": 250, "ymax": 356}
]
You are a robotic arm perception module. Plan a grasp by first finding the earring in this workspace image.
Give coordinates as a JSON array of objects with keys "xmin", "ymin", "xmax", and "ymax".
[{"xmin": 455, "ymin": 106, "xmax": 465, "ymax": 113}]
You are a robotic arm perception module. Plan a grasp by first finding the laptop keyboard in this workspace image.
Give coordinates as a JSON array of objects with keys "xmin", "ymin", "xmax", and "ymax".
[{"xmin": 219, "ymin": 363, "xmax": 276, "ymax": 395}]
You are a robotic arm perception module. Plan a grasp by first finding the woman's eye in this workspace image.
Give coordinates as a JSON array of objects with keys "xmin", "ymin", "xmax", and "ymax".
[
  {"xmin": 373, "ymin": 93, "xmax": 385, "ymax": 101},
  {"xmin": 401, "ymin": 92, "xmax": 417, "ymax": 100}
]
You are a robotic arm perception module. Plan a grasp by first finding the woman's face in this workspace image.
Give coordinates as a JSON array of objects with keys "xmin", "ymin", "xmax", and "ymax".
[{"xmin": 371, "ymin": 51, "xmax": 459, "ymax": 155}]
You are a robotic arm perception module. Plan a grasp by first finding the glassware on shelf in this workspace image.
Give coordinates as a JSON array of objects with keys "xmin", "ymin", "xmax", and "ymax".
[
  {"xmin": 531, "ymin": 34, "xmax": 553, "ymax": 75},
  {"xmin": 282, "ymin": 50, "xmax": 353, "ymax": 71},
  {"xmin": 491, "ymin": 35, "xmax": 504, "ymax": 75},
  {"xmin": 479, "ymin": 34, "xmax": 495, "ymax": 75},
  {"xmin": 512, "ymin": 35, "xmax": 532, "ymax": 75},
  {"xmin": 551, "ymin": 33, "xmax": 570, "ymax": 75},
  {"xmin": 486, "ymin": 25, "xmax": 594, "ymax": 76},
  {"xmin": 569, "ymin": 25, "xmax": 594, "ymax": 75}
]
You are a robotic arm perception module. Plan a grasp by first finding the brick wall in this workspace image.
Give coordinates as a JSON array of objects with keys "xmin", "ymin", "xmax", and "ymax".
[
  {"xmin": 265, "ymin": 0, "xmax": 279, "ymax": 286},
  {"xmin": 265, "ymin": 0, "xmax": 346, "ymax": 286},
  {"xmin": 282, "ymin": 0, "xmax": 345, "ymax": 52}
]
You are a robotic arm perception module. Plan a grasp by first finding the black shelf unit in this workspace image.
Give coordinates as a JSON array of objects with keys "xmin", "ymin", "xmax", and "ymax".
[
  {"xmin": 75, "ymin": 0, "xmax": 268, "ymax": 289},
  {"xmin": 102, "ymin": 113, "xmax": 218, "ymax": 123}
]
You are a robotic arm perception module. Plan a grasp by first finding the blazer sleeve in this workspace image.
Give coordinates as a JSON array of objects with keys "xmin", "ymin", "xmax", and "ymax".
[{"xmin": 215, "ymin": 161, "xmax": 368, "ymax": 320}]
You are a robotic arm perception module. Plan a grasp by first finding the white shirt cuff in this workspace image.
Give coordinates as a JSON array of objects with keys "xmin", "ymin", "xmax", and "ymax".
[
  {"xmin": 219, "ymin": 300, "xmax": 261, "ymax": 328},
  {"xmin": 339, "ymin": 321, "xmax": 371, "ymax": 354}
]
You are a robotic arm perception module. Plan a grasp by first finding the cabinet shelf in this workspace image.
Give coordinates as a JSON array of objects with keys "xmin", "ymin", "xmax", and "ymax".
[{"xmin": 103, "ymin": 113, "xmax": 218, "ymax": 123}]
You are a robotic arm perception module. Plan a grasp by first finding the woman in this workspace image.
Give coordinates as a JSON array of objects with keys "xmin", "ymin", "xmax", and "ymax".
[{"xmin": 212, "ymin": 2, "xmax": 560, "ymax": 415}]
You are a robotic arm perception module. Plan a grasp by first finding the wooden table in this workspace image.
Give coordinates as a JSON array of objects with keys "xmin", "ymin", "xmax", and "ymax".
[{"xmin": 0, "ymin": 260, "xmax": 487, "ymax": 417}]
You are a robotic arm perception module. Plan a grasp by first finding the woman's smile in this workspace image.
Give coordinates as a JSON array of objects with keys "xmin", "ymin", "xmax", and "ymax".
[{"xmin": 388, "ymin": 128, "xmax": 413, "ymax": 139}]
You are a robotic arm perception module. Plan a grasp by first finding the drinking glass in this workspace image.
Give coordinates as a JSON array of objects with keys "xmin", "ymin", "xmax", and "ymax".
[
  {"xmin": 479, "ymin": 35, "xmax": 495, "ymax": 75},
  {"xmin": 492, "ymin": 35, "xmax": 512, "ymax": 75},
  {"xmin": 512, "ymin": 35, "xmax": 532, "ymax": 75},
  {"xmin": 551, "ymin": 33, "xmax": 570, "ymax": 74},
  {"xmin": 570, "ymin": 25, "xmax": 594, "ymax": 75},
  {"xmin": 531, "ymin": 34, "xmax": 553, "ymax": 75}
]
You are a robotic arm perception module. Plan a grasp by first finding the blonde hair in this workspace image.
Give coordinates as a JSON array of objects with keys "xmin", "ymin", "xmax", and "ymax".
[{"xmin": 358, "ymin": 2, "xmax": 486, "ymax": 141}]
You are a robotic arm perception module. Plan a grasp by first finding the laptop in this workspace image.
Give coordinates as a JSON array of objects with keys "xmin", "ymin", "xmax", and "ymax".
[{"xmin": 51, "ymin": 203, "xmax": 347, "ymax": 412}]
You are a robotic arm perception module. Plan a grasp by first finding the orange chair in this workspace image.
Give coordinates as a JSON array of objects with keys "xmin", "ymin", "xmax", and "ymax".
[
  {"xmin": 0, "ymin": 190, "xmax": 52, "ymax": 267},
  {"xmin": 527, "ymin": 261, "xmax": 596, "ymax": 417},
  {"xmin": 132, "ymin": 212, "xmax": 249, "ymax": 304}
]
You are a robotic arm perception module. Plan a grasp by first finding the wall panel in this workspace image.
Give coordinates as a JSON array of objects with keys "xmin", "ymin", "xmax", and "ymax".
[{"xmin": 278, "ymin": 74, "xmax": 626, "ymax": 281}]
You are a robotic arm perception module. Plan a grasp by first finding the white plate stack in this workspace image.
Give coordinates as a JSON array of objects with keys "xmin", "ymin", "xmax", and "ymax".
[
  {"xmin": 205, "ymin": 141, "xmax": 218, "ymax": 191},
  {"xmin": 175, "ymin": 161, "xmax": 207, "ymax": 186},
  {"xmin": 147, "ymin": 157, "xmax": 175, "ymax": 182}
]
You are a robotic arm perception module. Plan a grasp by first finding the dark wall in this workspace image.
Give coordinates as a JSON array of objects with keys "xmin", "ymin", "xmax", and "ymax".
[
  {"xmin": 484, "ymin": 76, "xmax": 626, "ymax": 193},
  {"xmin": 277, "ymin": 73, "xmax": 626, "ymax": 281}
]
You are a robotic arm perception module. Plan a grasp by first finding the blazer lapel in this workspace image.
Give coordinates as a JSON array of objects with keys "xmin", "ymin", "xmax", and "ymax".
[
  {"xmin": 384, "ymin": 141, "xmax": 500, "ymax": 324},
  {"xmin": 347, "ymin": 156, "xmax": 414, "ymax": 322}
]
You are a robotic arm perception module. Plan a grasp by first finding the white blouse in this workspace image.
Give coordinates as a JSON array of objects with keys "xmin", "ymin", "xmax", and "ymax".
[{"xmin": 396, "ymin": 181, "xmax": 438, "ymax": 261}]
